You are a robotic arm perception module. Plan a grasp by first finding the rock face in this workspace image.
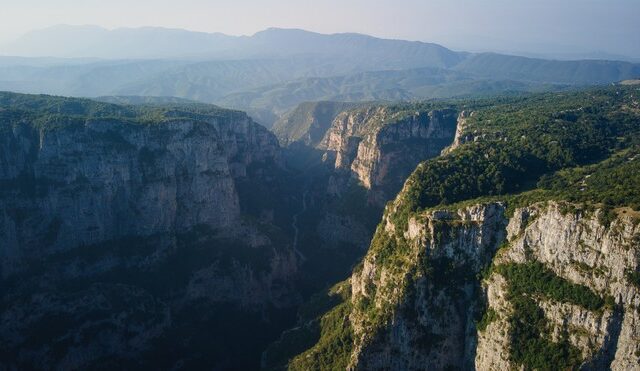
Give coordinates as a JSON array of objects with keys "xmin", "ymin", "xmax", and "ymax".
[
  {"xmin": 320, "ymin": 106, "xmax": 458, "ymax": 205},
  {"xmin": 0, "ymin": 113, "xmax": 278, "ymax": 276},
  {"xmin": 348, "ymin": 203, "xmax": 508, "ymax": 370},
  {"xmin": 441, "ymin": 110, "xmax": 472, "ymax": 155},
  {"xmin": 339, "ymin": 201, "xmax": 640, "ymax": 370},
  {"xmin": 272, "ymin": 101, "xmax": 365, "ymax": 147},
  {"xmin": 0, "ymin": 97, "xmax": 298, "ymax": 369},
  {"xmin": 479, "ymin": 203, "xmax": 640, "ymax": 370}
]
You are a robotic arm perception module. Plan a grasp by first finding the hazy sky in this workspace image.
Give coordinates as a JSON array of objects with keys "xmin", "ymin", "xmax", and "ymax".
[{"xmin": 0, "ymin": 0, "xmax": 638, "ymax": 58}]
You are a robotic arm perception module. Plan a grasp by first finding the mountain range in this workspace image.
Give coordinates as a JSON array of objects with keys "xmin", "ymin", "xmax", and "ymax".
[{"xmin": 0, "ymin": 26, "xmax": 639, "ymax": 127}]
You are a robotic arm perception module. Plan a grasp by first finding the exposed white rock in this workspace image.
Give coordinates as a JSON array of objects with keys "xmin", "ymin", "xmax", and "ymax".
[
  {"xmin": 341, "ymin": 201, "xmax": 640, "ymax": 370},
  {"xmin": 348, "ymin": 203, "xmax": 507, "ymax": 370},
  {"xmin": 487, "ymin": 202, "xmax": 640, "ymax": 370},
  {"xmin": 320, "ymin": 107, "xmax": 458, "ymax": 205},
  {"xmin": 441, "ymin": 110, "xmax": 472, "ymax": 155}
]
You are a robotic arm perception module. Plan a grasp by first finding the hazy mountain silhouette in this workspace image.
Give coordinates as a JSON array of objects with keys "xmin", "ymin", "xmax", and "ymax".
[{"xmin": 0, "ymin": 26, "xmax": 638, "ymax": 127}]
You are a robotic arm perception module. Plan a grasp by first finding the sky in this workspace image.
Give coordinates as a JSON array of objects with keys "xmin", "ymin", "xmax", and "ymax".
[{"xmin": 0, "ymin": 0, "xmax": 638, "ymax": 58}]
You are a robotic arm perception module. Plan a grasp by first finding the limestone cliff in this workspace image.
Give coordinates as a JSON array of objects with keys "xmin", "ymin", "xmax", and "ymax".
[
  {"xmin": 0, "ymin": 94, "xmax": 297, "ymax": 369},
  {"xmin": 272, "ymin": 101, "xmax": 366, "ymax": 147},
  {"xmin": 1, "ymin": 112, "xmax": 279, "ymax": 276},
  {"xmin": 346, "ymin": 201, "xmax": 640, "ymax": 370},
  {"xmin": 346, "ymin": 202, "xmax": 507, "ymax": 369},
  {"xmin": 320, "ymin": 106, "xmax": 457, "ymax": 205},
  {"xmin": 478, "ymin": 203, "xmax": 640, "ymax": 370},
  {"xmin": 441, "ymin": 110, "xmax": 473, "ymax": 155},
  {"xmin": 282, "ymin": 200, "xmax": 640, "ymax": 370}
]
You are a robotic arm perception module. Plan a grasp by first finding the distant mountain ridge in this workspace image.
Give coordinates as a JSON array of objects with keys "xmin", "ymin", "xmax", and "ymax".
[
  {"xmin": 94, "ymin": 95, "xmax": 200, "ymax": 105},
  {"xmin": 454, "ymin": 53, "xmax": 640, "ymax": 84},
  {"xmin": 215, "ymin": 67, "xmax": 569, "ymax": 122},
  {"xmin": 0, "ymin": 25, "xmax": 238, "ymax": 59},
  {"xmin": 1, "ymin": 25, "xmax": 462, "ymax": 68},
  {"xmin": 0, "ymin": 26, "xmax": 638, "ymax": 127}
]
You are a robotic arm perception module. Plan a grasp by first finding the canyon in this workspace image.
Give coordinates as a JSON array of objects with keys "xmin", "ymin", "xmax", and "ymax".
[
  {"xmin": 264, "ymin": 85, "xmax": 640, "ymax": 370},
  {"xmin": 1, "ymin": 84, "xmax": 639, "ymax": 370},
  {"xmin": 0, "ymin": 93, "xmax": 459, "ymax": 369}
]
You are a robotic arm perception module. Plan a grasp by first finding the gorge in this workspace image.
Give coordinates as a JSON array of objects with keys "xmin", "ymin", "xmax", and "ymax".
[{"xmin": 1, "ymin": 84, "xmax": 639, "ymax": 370}]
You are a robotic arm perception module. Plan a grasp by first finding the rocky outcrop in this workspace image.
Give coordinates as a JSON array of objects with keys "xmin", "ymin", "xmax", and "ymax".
[
  {"xmin": 441, "ymin": 110, "xmax": 473, "ymax": 154},
  {"xmin": 348, "ymin": 203, "xmax": 507, "ymax": 370},
  {"xmin": 272, "ymin": 101, "xmax": 365, "ymax": 147},
  {"xmin": 0, "ymin": 99, "xmax": 299, "ymax": 369},
  {"xmin": 320, "ymin": 106, "xmax": 458, "ymax": 205},
  {"xmin": 0, "ymin": 113, "xmax": 278, "ymax": 277},
  {"xmin": 480, "ymin": 203, "xmax": 640, "ymax": 370},
  {"xmin": 309, "ymin": 200, "xmax": 640, "ymax": 370}
]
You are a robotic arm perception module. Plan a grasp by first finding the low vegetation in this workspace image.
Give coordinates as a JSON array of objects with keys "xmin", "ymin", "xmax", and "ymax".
[
  {"xmin": 496, "ymin": 262, "xmax": 614, "ymax": 370},
  {"xmin": 0, "ymin": 91, "xmax": 246, "ymax": 132},
  {"xmin": 284, "ymin": 283, "xmax": 354, "ymax": 371},
  {"xmin": 496, "ymin": 262, "xmax": 607, "ymax": 311}
]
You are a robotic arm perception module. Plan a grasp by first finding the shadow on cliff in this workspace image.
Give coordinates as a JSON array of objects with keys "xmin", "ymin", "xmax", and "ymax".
[
  {"xmin": 582, "ymin": 305, "xmax": 624, "ymax": 370},
  {"xmin": 280, "ymin": 143, "xmax": 382, "ymax": 296}
]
